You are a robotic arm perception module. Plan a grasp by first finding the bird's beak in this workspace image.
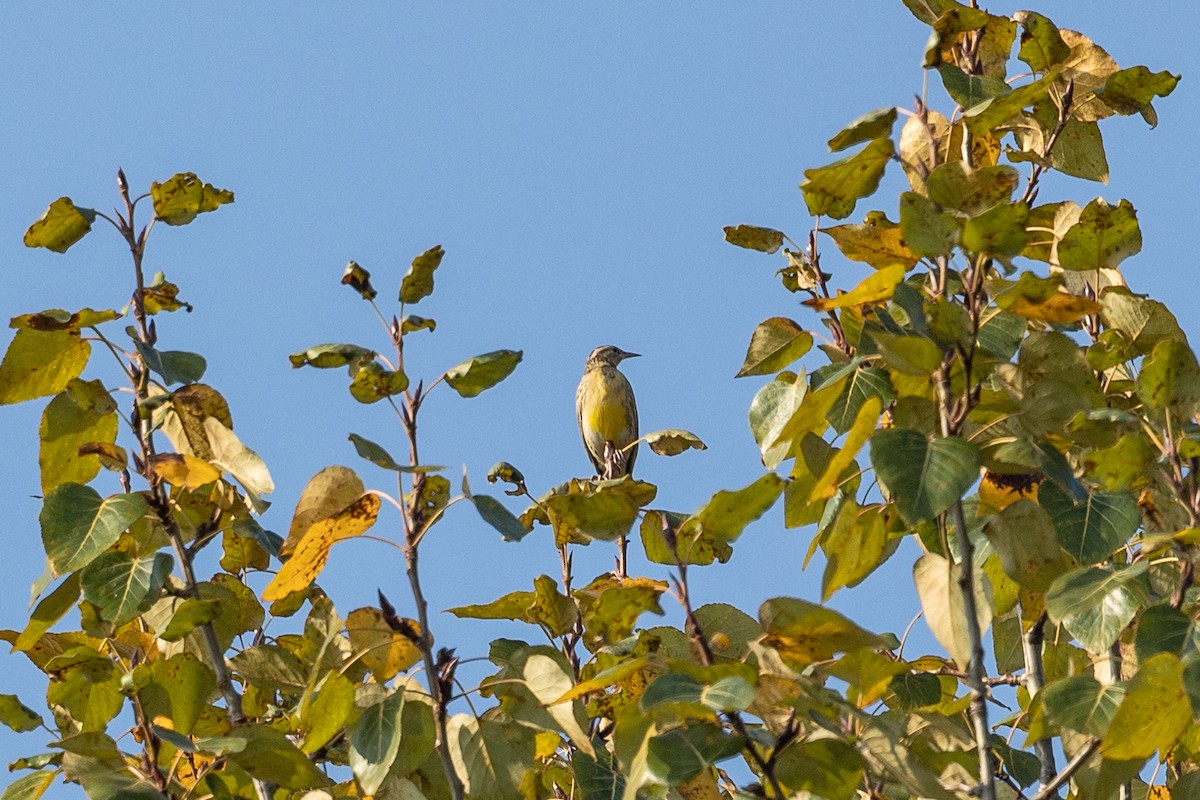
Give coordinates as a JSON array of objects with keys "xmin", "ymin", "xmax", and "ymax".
[{"xmin": 619, "ymin": 350, "xmax": 641, "ymax": 361}]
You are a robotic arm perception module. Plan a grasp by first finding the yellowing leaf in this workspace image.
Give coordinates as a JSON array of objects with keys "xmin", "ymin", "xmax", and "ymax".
[
  {"xmin": 800, "ymin": 138, "xmax": 894, "ymax": 220},
  {"xmin": 24, "ymin": 197, "xmax": 96, "ymax": 253},
  {"xmin": 284, "ymin": 466, "xmax": 365, "ymax": 556},
  {"xmin": 399, "ymin": 245, "xmax": 445, "ymax": 304},
  {"xmin": 0, "ymin": 329, "xmax": 91, "ymax": 406},
  {"xmin": 262, "ymin": 493, "xmax": 380, "ymax": 600},
  {"xmin": 822, "ymin": 214, "xmax": 920, "ymax": 270},
  {"xmin": 805, "ymin": 264, "xmax": 907, "ymax": 311},
  {"xmin": 149, "ymin": 453, "xmax": 222, "ymax": 490},
  {"xmin": 346, "ymin": 607, "xmax": 422, "ymax": 681},
  {"xmin": 151, "ymin": 173, "xmax": 234, "ymax": 226},
  {"xmin": 809, "ymin": 397, "xmax": 882, "ymax": 502}
]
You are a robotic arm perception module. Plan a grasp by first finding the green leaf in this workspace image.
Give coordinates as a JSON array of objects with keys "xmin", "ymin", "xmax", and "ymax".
[
  {"xmin": 639, "ymin": 429, "xmax": 707, "ymax": 457},
  {"xmin": 40, "ymin": 484, "xmax": 149, "ymax": 576},
  {"xmin": 800, "ymin": 138, "xmax": 893, "ymax": 220},
  {"xmin": 225, "ymin": 724, "xmax": 333, "ymax": 790},
  {"xmin": 748, "ymin": 372, "xmax": 806, "ymax": 469},
  {"xmin": 46, "ymin": 661, "xmax": 123, "ymax": 734},
  {"xmin": 573, "ymin": 747, "xmax": 626, "ymax": 800},
  {"xmin": 133, "ymin": 341, "xmax": 206, "ymax": 386},
  {"xmin": 1039, "ymin": 484, "xmax": 1139, "ymax": 564},
  {"xmin": 150, "ymin": 173, "xmax": 234, "ymax": 226},
  {"xmin": 444, "ymin": 349, "xmax": 523, "ymax": 398},
  {"xmin": 1098, "ymin": 66, "xmax": 1180, "ymax": 117},
  {"xmin": 473, "ymin": 494, "xmax": 530, "ymax": 542},
  {"xmin": 983, "ymin": 499, "xmax": 1074, "ymax": 593},
  {"xmin": 1102, "ymin": 653, "xmax": 1190, "ymax": 760},
  {"xmin": 775, "ymin": 738, "xmax": 865, "ymax": 800},
  {"xmin": 870, "ymin": 429, "xmax": 980, "ymax": 525},
  {"xmin": 936, "ymin": 64, "xmax": 1010, "ymax": 109},
  {"xmin": 81, "ymin": 552, "xmax": 171, "ymax": 625},
  {"xmin": 926, "ymin": 163, "xmax": 1018, "ymax": 214},
  {"xmin": 963, "ymin": 73, "xmax": 1057, "ymax": 132},
  {"xmin": 348, "ymin": 361, "xmax": 408, "ymax": 404},
  {"xmin": 759, "ymin": 596, "xmax": 893, "ymax": 667},
  {"xmin": 899, "ymin": 192, "xmax": 960, "ymax": 258},
  {"xmin": 1057, "ymin": 198, "xmax": 1141, "ymax": 271},
  {"xmin": 38, "ymin": 379, "xmax": 118, "ymax": 493},
  {"xmin": 722, "ymin": 224, "xmax": 784, "ymax": 254},
  {"xmin": 0, "ymin": 769, "xmax": 58, "ymax": 800},
  {"xmin": 23, "ymin": 197, "xmax": 96, "ymax": 253},
  {"xmin": 735, "ymin": 317, "xmax": 812, "ymax": 377},
  {"xmin": 0, "ymin": 694, "xmax": 43, "ymax": 733},
  {"xmin": 1135, "ymin": 604, "xmax": 1190, "ymax": 661},
  {"xmin": 827, "ymin": 107, "xmax": 898, "ymax": 152},
  {"xmin": 1041, "ymin": 674, "xmax": 1123, "ymax": 737},
  {"xmin": 0, "ymin": 329, "xmax": 91, "ymax": 406},
  {"xmin": 138, "ymin": 653, "xmax": 216, "ymax": 736},
  {"xmin": 448, "ymin": 576, "xmax": 576, "ymax": 637},
  {"xmin": 1100, "ymin": 288, "xmax": 1187, "ymax": 354},
  {"xmin": 676, "ymin": 473, "xmax": 784, "ymax": 553},
  {"xmin": 575, "ymin": 575, "xmax": 667, "ymax": 646},
  {"xmin": 1137, "ymin": 338, "xmax": 1200, "ymax": 416},
  {"xmin": 913, "ymin": 552, "xmax": 993, "ymax": 666},
  {"xmin": 827, "ymin": 365, "xmax": 893, "ymax": 435},
  {"xmin": 821, "ymin": 500, "xmax": 895, "ymax": 601},
  {"xmin": 1045, "ymin": 563, "xmax": 1147, "ymax": 653},
  {"xmin": 961, "ymin": 202, "xmax": 1029, "ymax": 259},
  {"xmin": 288, "ymin": 342, "xmax": 377, "ymax": 371},
  {"xmin": 301, "ymin": 672, "xmax": 356, "ymax": 755},
  {"xmin": 158, "ymin": 598, "xmax": 222, "ymax": 642},
  {"xmin": 401, "ymin": 314, "xmax": 436, "ymax": 333},
  {"xmin": 1014, "ymin": 11, "xmax": 1070, "ymax": 72},
  {"xmin": 645, "ymin": 723, "xmax": 743, "ymax": 784},
  {"xmin": 543, "ymin": 477, "xmax": 656, "ymax": 544},
  {"xmin": 347, "ymin": 432, "xmax": 445, "ymax": 473},
  {"xmin": 447, "ymin": 716, "xmax": 535, "ymax": 800},
  {"xmin": 349, "ymin": 689, "xmax": 405, "ymax": 795},
  {"xmin": 1047, "ymin": 119, "xmax": 1109, "ymax": 182},
  {"xmin": 822, "ymin": 213, "xmax": 920, "ymax": 270},
  {"xmin": 13, "ymin": 574, "xmax": 81, "ymax": 652},
  {"xmin": 399, "ymin": 244, "xmax": 445, "ymax": 303}
]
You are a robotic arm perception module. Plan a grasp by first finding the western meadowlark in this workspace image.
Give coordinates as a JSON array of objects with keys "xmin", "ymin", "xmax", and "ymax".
[{"xmin": 576, "ymin": 345, "xmax": 640, "ymax": 480}]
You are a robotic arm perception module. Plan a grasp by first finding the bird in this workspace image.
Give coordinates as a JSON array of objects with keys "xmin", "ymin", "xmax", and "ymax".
[{"xmin": 576, "ymin": 345, "xmax": 640, "ymax": 481}]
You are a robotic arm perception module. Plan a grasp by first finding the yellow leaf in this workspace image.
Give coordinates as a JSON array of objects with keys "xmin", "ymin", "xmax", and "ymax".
[
  {"xmin": 809, "ymin": 397, "xmax": 882, "ymax": 502},
  {"xmin": 262, "ymin": 493, "xmax": 380, "ymax": 600},
  {"xmin": 151, "ymin": 173, "xmax": 234, "ymax": 226},
  {"xmin": 149, "ymin": 453, "xmax": 221, "ymax": 489},
  {"xmin": 346, "ymin": 607, "xmax": 422, "ymax": 681},
  {"xmin": 805, "ymin": 264, "xmax": 907, "ymax": 311}
]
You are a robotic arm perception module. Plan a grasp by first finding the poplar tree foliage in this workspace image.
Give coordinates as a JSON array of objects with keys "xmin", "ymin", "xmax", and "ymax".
[{"xmin": 0, "ymin": 3, "xmax": 1194, "ymax": 800}]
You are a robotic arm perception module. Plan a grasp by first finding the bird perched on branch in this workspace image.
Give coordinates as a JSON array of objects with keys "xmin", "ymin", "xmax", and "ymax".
[{"xmin": 576, "ymin": 345, "xmax": 640, "ymax": 480}]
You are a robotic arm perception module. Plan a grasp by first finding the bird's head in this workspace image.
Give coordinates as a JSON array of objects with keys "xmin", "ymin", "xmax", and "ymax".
[{"xmin": 587, "ymin": 344, "xmax": 640, "ymax": 368}]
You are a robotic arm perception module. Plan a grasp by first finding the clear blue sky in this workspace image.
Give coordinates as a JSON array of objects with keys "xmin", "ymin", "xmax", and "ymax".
[{"xmin": 1, "ymin": 2, "xmax": 1195, "ymax": 778}]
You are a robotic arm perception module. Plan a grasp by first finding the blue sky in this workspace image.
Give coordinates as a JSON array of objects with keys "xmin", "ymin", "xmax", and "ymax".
[{"xmin": 1, "ymin": 2, "xmax": 1196, "ymax": 777}]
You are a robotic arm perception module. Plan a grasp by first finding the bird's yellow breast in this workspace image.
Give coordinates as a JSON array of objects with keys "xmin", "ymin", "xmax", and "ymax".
[{"xmin": 578, "ymin": 367, "xmax": 637, "ymax": 444}]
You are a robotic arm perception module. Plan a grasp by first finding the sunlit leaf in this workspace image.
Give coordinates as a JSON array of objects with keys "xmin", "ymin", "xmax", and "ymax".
[
  {"xmin": 138, "ymin": 653, "xmax": 215, "ymax": 736},
  {"xmin": 827, "ymin": 107, "xmax": 898, "ymax": 151},
  {"xmin": 444, "ymin": 349, "xmax": 523, "ymax": 398},
  {"xmin": 1014, "ymin": 11, "xmax": 1070, "ymax": 72},
  {"xmin": 262, "ymin": 493, "xmax": 380, "ymax": 600},
  {"xmin": 1137, "ymin": 338, "xmax": 1200, "ymax": 416},
  {"xmin": 0, "ymin": 329, "xmax": 90, "ymax": 406},
  {"xmin": 446, "ymin": 715, "xmax": 536, "ymax": 800},
  {"xmin": 38, "ymin": 379, "xmax": 118, "ymax": 493},
  {"xmin": 822, "ymin": 212, "xmax": 920, "ymax": 270},
  {"xmin": 983, "ymin": 500, "xmax": 1074, "ymax": 593},
  {"xmin": 348, "ymin": 361, "xmax": 408, "ymax": 404},
  {"xmin": 150, "ymin": 172, "xmax": 234, "ymax": 226},
  {"xmin": 1057, "ymin": 198, "xmax": 1141, "ymax": 272},
  {"xmin": 225, "ymin": 724, "xmax": 333, "ymax": 790},
  {"xmin": 1039, "ymin": 483, "xmax": 1139, "ymax": 564},
  {"xmin": 1102, "ymin": 653, "xmax": 1189, "ymax": 760},
  {"xmin": 143, "ymin": 272, "xmax": 191, "ymax": 314},
  {"xmin": 574, "ymin": 575, "xmax": 667, "ymax": 647},
  {"xmin": 347, "ymin": 607, "xmax": 423, "ymax": 682},
  {"xmin": 821, "ymin": 500, "xmax": 895, "ymax": 601},
  {"xmin": 399, "ymin": 244, "xmax": 445, "ymax": 304},
  {"xmin": 913, "ymin": 552, "xmax": 993, "ymax": 667},
  {"xmin": 0, "ymin": 694, "xmax": 43, "ymax": 733},
  {"xmin": 10, "ymin": 308, "xmax": 119, "ymax": 332},
  {"xmin": 800, "ymin": 138, "xmax": 893, "ymax": 220},
  {"xmin": 805, "ymin": 264, "xmax": 907, "ymax": 311},
  {"xmin": 204, "ymin": 417, "xmax": 274, "ymax": 513},
  {"xmin": 736, "ymin": 317, "xmax": 812, "ymax": 377},
  {"xmin": 301, "ymin": 672, "xmax": 356, "ymax": 755},
  {"xmin": 899, "ymin": 192, "xmax": 959, "ymax": 258},
  {"xmin": 748, "ymin": 371, "xmax": 806, "ymax": 469},
  {"xmin": 760, "ymin": 596, "xmax": 893, "ymax": 667},
  {"xmin": 23, "ymin": 197, "xmax": 96, "ymax": 253},
  {"xmin": 148, "ymin": 453, "xmax": 221, "ymax": 489}
]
